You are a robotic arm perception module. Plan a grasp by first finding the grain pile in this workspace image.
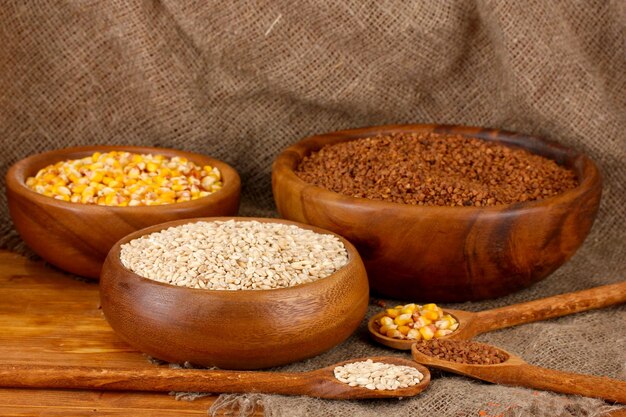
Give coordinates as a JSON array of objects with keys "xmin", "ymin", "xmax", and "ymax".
[
  {"xmin": 26, "ymin": 151, "xmax": 223, "ymax": 206},
  {"xmin": 413, "ymin": 339, "xmax": 509, "ymax": 365},
  {"xmin": 296, "ymin": 133, "xmax": 578, "ymax": 207},
  {"xmin": 333, "ymin": 359, "xmax": 423, "ymax": 390},
  {"xmin": 120, "ymin": 220, "xmax": 349, "ymax": 290}
]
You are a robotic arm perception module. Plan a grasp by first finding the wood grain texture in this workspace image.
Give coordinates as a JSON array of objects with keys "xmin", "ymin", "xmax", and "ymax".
[
  {"xmin": 368, "ymin": 281, "xmax": 626, "ymax": 350},
  {"xmin": 0, "ymin": 251, "xmax": 231, "ymax": 416},
  {"xmin": 272, "ymin": 124, "xmax": 603, "ymax": 301},
  {"xmin": 0, "ymin": 357, "xmax": 430, "ymax": 400},
  {"xmin": 5, "ymin": 146, "xmax": 241, "ymax": 279},
  {"xmin": 0, "ymin": 390, "xmax": 222, "ymax": 417},
  {"xmin": 411, "ymin": 343, "xmax": 626, "ymax": 404},
  {"xmin": 100, "ymin": 217, "xmax": 370, "ymax": 370}
]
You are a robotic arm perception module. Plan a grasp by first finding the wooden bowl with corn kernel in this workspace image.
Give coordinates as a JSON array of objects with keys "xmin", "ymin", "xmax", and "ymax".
[{"xmin": 6, "ymin": 145, "xmax": 241, "ymax": 279}]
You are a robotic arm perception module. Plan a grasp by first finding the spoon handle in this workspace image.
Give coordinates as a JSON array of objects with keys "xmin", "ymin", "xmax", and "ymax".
[
  {"xmin": 472, "ymin": 281, "xmax": 626, "ymax": 334},
  {"xmin": 0, "ymin": 364, "xmax": 316, "ymax": 396},
  {"xmin": 478, "ymin": 363, "xmax": 626, "ymax": 404}
]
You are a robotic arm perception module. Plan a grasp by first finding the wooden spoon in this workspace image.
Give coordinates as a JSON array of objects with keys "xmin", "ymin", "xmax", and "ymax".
[
  {"xmin": 411, "ymin": 342, "xmax": 626, "ymax": 404},
  {"xmin": 369, "ymin": 281, "xmax": 626, "ymax": 350},
  {"xmin": 0, "ymin": 356, "xmax": 430, "ymax": 400}
]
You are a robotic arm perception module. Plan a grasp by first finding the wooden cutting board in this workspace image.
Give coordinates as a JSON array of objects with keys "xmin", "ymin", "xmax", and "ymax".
[{"xmin": 0, "ymin": 250, "xmax": 260, "ymax": 416}]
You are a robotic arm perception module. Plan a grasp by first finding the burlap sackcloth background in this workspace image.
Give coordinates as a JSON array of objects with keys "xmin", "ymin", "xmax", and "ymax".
[{"xmin": 1, "ymin": 1, "xmax": 624, "ymax": 416}]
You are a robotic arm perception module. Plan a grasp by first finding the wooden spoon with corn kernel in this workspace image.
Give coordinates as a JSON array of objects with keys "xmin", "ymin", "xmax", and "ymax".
[
  {"xmin": 369, "ymin": 281, "xmax": 626, "ymax": 350},
  {"xmin": 0, "ymin": 356, "xmax": 430, "ymax": 400},
  {"xmin": 411, "ymin": 340, "xmax": 626, "ymax": 404}
]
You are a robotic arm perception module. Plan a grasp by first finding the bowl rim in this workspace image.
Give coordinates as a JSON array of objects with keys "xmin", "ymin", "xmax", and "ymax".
[
  {"xmin": 6, "ymin": 145, "xmax": 241, "ymax": 211},
  {"xmin": 272, "ymin": 123, "xmax": 602, "ymax": 212},
  {"xmin": 104, "ymin": 216, "xmax": 364, "ymax": 295}
]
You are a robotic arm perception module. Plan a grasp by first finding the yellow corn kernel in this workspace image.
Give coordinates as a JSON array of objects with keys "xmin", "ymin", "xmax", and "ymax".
[
  {"xmin": 419, "ymin": 325, "xmax": 435, "ymax": 341},
  {"xmin": 415, "ymin": 316, "xmax": 432, "ymax": 327},
  {"xmin": 386, "ymin": 329, "xmax": 403, "ymax": 339},
  {"xmin": 385, "ymin": 308, "xmax": 400, "ymax": 319},
  {"xmin": 378, "ymin": 324, "xmax": 397, "ymax": 335},
  {"xmin": 68, "ymin": 173, "xmax": 81, "ymax": 184},
  {"xmin": 401, "ymin": 303, "xmax": 416, "ymax": 314},
  {"xmin": 42, "ymin": 172, "xmax": 57, "ymax": 182},
  {"xmin": 159, "ymin": 190, "xmax": 176, "ymax": 200},
  {"xmin": 423, "ymin": 310, "xmax": 440, "ymax": 321},
  {"xmin": 423, "ymin": 303, "xmax": 438, "ymax": 311},
  {"xmin": 105, "ymin": 193, "xmax": 116, "ymax": 205},
  {"xmin": 397, "ymin": 325, "xmax": 411, "ymax": 335},
  {"xmin": 406, "ymin": 328, "xmax": 421, "ymax": 340},
  {"xmin": 127, "ymin": 168, "xmax": 140, "ymax": 179},
  {"xmin": 394, "ymin": 313, "xmax": 413, "ymax": 326},
  {"xmin": 90, "ymin": 171, "xmax": 104, "ymax": 183},
  {"xmin": 435, "ymin": 318, "xmax": 451, "ymax": 330},
  {"xmin": 435, "ymin": 329, "xmax": 453, "ymax": 338},
  {"xmin": 379, "ymin": 316, "xmax": 394, "ymax": 327},
  {"xmin": 91, "ymin": 152, "xmax": 101, "ymax": 162},
  {"xmin": 146, "ymin": 162, "xmax": 158, "ymax": 173},
  {"xmin": 201, "ymin": 176, "xmax": 216, "ymax": 190},
  {"xmin": 81, "ymin": 187, "xmax": 95, "ymax": 203},
  {"xmin": 443, "ymin": 314, "xmax": 457, "ymax": 322},
  {"xmin": 54, "ymin": 186, "xmax": 71, "ymax": 196}
]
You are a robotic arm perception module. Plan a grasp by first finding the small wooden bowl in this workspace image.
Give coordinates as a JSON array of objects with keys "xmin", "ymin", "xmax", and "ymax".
[
  {"xmin": 6, "ymin": 146, "xmax": 241, "ymax": 279},
  {"xmin": 99, "ymin": 217, "xmax": 370, "ymax": 370},
  {"xmin": 272, "ymin": 124, "xmax": 602, "ymax": 301}
]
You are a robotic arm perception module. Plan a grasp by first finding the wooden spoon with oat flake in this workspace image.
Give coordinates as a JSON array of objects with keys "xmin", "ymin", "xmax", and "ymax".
[
  {"xmin": 411, "ymin": 340, "xmax": 626, "ymax": 404},
  {"xmin": 0, "ymin": 356, "xmax": 430, "ymax": 400},
  {"xmin": 369, "ymin": 281, "xmax": 626, "ymax": 350}
]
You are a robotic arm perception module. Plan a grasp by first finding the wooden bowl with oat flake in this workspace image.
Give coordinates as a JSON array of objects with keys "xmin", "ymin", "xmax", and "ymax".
[
  {"xmin": 100, "ymin": 217, "xmax": 369, "ymax": 370},
  {"xmin": 272, "ymin": 124, "xmax": 602, "ymax": 301}
]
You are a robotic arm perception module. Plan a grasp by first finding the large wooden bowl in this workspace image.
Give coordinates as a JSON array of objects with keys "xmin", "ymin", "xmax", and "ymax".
[
  {"xmin": 100, "ymin": 217, "xmax": 369, "ymax": 370},
  {"xmin": 272, "ymin": 124, "xmax": 602, "ymax": 302},
  {"xmin": 6, "ymin": 146, "xmax": 241, "ymax": 279}
]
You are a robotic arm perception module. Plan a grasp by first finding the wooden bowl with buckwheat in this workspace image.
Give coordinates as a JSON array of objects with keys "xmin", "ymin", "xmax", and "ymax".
[{"xmin": 272, "ymin": 124, "xmax": 602, "ymax": 302}]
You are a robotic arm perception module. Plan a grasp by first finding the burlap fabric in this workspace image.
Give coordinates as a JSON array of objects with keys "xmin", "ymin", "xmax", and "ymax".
[{"xmin": 1, "ymin": 1, "xmax": 624, "ymax": 415}]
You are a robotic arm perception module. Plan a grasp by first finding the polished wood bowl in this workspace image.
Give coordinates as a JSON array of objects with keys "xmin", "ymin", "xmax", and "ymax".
[
  {"xmin": 100, "ymin": 217, "xmax": 370, "ymax": 370},
  {"xmin": 272, "ymin": 124, "xmax": 602, "ymax": 302},
  {"xmin": 6, "ymin": 146, "xmax": 241, "ymax": 279}
]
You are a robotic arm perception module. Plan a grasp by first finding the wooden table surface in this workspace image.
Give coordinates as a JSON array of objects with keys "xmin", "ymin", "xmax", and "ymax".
[
  {"xmin": 0, "ymin": 250, "xmax": 260, "ymax": 416},
  {"xmin": 1, "ymin": 249, "xmax": 624, "ymax": 417}
]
